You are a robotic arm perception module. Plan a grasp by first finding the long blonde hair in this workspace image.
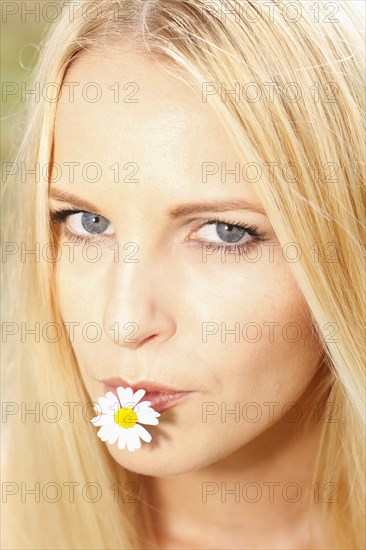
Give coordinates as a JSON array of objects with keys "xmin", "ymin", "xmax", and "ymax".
[{"xmin": 2, "ymin": 1, "xmax": 365, "ymax": 548}]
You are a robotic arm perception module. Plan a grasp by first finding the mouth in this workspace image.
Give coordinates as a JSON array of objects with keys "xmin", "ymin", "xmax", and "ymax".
[{"xmin": 101, "ymin": 376, "xmax": 198, "ymax": 413}]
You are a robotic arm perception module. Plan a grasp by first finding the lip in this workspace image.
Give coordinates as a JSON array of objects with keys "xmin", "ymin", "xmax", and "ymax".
[{"xmin": 101, "ymin": 376, "xmax": 198, "ymax": 413}]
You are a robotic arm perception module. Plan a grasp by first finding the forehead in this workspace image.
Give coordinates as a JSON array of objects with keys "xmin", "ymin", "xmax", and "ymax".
[
  {"xmin": 52, "ymin": 46, "xmax": 262, "ymax": 207},
  {"xmin": 55, "ymin": 47, "xmax": 231, "ymax": 159}
]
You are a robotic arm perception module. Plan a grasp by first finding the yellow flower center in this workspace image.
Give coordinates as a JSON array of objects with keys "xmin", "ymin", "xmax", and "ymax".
[{"xmin": 114, "ymin": 407, "xmax": 138, "ymax": 428}]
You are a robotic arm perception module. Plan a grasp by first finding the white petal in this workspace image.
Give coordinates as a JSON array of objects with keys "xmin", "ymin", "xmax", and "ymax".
[
  {"xmin": 137, "ymin": 415, "xmax": 160, "ymax": 425},
  {"xmin": 139, "ymin": 406, "xmax": 160, "ymax": 417},
  {"xmin": 97, "ymin": 424, "xmax": 115, "ymax": 441},
  {"xmin": 133, "ymin": 403, "xmax": 155, "ymax": 416},
  {"xmin": 117, "ymin": 386, "xmax": 133, "ymax": 406},
  {"xmin": 133, "ymin": 401, "xmax": 153, "ymax": 414},
  {"xmin": 124, "ymin": 401, "xmax": 139, "ymax": 411},
  {"xmin": 91, "ymin": 413, "xmax": 114, "ymax": 427},
  {"xmin": 91, "ymin": 414, "xmax": 103, "ymax": 426},
  {"xmin": 106, "ymin": 423, "xmax": 121, "ymax": 444},
  {"xmin": 130, "ymin": 389, "xmax": 146, "ymax": 406},
  {"xmin": 105, "ymin": 392, "xmax": 120, "ymax": 412},
  {"xmin": 134, "ymin": 424, "xmax": 152, "ymax": 443},
  {"xmin": 136, "ymin": 408, "xmax": 160, "ymax": 423},
  {"xmin": 95, "ymin": 396, "xmax": 110, "ymax": 413},
  {"xmin": 132, "ymin": 431, "xmax": 141, "ymax": 450},
  {"xmin": 126, "ymin": 429, "xmax": 140, "ymax": 452},
  {"xmin": 136, "ymin": 401, "xmax": 160, "ymax": 412},
  {"xmin": 118, "ymin": 430, "xmax": 127, "ymax": 450}
]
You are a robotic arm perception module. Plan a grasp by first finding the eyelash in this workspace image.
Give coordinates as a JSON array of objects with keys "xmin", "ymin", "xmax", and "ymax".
[
  {"xmin": 49, "ymin": 208, "xmax": 266, "ymax": 257},
  {"xmin": 187, "ymin": 217, "xmax": 265, "ymax": 257},
  {"xmin": 50, "ymin": 208, "xmax": 110, "ymax": 245}
]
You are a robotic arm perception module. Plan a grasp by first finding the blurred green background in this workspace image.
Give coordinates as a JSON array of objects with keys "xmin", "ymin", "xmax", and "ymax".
[{"xmin": 1, "ymin": 0, "xmax": 64, "ymax": 162}]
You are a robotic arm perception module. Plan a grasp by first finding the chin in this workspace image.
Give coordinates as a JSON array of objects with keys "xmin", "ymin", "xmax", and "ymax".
[
  {"xmin": 105, "ymin": 439, "xmax": 236, "ymax": 477},
  {"xmin": 105, "ymin": 446, "xmax": 196, "ymax": 476}
]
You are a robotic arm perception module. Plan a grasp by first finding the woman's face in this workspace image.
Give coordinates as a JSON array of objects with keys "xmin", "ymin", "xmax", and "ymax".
[{"xmin": 51, "ymin": 47, "xmax": 323, "ymax": 476}]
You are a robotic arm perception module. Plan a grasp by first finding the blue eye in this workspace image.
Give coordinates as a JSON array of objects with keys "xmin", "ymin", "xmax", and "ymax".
[
  {"xmin": 214, "ymin": 222, "xmax": 246, "ymax": 243},
  {"xmin": 50, "ymin": 209, "xmax": 114, "ymax": 242},
  {"xmin": 192, "ymin": 219, "xmax": 257, "ymax": 246},
  {"xmin": 79, "ymin": 212, "xmax": 111, "ymax": 234},
  {"xmin": 188, "ymin": 217, "xmax": 266, "ymax": 258}
]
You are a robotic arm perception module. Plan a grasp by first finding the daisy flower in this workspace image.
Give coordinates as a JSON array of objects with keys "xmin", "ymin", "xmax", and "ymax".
[{"xmin": 91, "ymin": 387, "xmax": 160, "ymax": 452}]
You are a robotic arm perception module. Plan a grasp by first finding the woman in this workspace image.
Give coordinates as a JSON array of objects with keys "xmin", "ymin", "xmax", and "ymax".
[{"xmin": 2, "ymin": 0, "xmax": 365, "ymax": 548}]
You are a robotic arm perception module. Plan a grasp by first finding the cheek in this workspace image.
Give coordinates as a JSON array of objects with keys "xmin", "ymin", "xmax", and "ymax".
[
  {"xmin": 178, "ymin": 253, "xmax": 323, "ymax": 404},
  {"xmin": 56, "ymin": 255, "xmax": 94, "ymax": 321},
  {"xmin": 55, "ymin": 251, "xmax": 110, "ymax": 365}
]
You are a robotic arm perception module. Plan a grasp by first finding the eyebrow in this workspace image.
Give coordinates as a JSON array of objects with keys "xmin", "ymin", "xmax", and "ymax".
[
  {"xmin": 49, "ymin": 189, "xmax": 267, "ymax": 217},
  {"xmin": 49, "ymin": 189, "xmax": 101, "ymax": 213},
  {"xmin": 168, "ymin": 200, "xmax": 266, "ymax": 217}
]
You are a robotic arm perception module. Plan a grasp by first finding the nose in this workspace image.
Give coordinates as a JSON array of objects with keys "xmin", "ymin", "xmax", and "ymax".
[{"xmin": 102, "ymin": 253, "xmax": 176, "ymax": 349}]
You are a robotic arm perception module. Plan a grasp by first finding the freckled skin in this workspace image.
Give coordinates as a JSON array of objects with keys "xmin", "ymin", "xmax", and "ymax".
[{"xmin": 52, "ymin": 46, "xmax": 323, "ymax": 481}]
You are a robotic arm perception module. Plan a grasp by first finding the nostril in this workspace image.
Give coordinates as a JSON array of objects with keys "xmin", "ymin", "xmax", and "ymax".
[{"xmin": 142, "ymin": 334, "xmax": 159, "ymax": 344}]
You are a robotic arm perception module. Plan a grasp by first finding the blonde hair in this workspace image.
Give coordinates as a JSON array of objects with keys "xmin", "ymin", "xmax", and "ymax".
[{"xmin": 2, "ymin": 0, "xmax": 365, "ymax": 548}]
